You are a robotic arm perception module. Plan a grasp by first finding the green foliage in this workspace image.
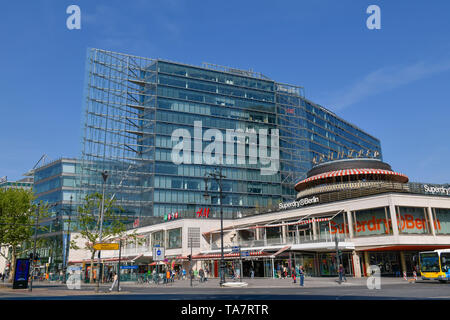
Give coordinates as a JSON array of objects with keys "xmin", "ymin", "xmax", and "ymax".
[{"xmin": 74, "ymin": 193, "xmax": 127, "ymax": 254}]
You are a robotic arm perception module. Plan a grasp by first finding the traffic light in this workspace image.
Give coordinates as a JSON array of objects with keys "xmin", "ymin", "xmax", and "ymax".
[{"xmin": 187, "ymin": 254, "xmax": 192, "ymax": 262}]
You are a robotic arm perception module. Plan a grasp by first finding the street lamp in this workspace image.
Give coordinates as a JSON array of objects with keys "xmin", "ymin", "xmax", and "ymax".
[
  {"xmin": 29, "ymin": 202, "xmax": 57, "ymax": 292},
  {"xmin": 62, "ymin": 195, "xmax": 73, "ymax": 284},
  {"xmin": 95, "ymin": 170, "xmax": 108, "ymax": 293},
  {"xmin": 203, "ymin": 166, "xmax": 226, "ymax": 286}
]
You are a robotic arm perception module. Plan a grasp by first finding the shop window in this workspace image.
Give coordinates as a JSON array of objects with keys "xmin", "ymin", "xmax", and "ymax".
[
  {"xmin": 167, "ymin": 228, "xmax": 182, "ymax": 249},
  {"xmin": 433, "ymin": 208, "xmax": 450, "ymax": 234},
  {"xmin": 396, "ymin": 206, "xmax": 430, "ymax": 235},
  {"xmin": 353, "ymin": 207, "xmax": 392, "ymax": 237}
]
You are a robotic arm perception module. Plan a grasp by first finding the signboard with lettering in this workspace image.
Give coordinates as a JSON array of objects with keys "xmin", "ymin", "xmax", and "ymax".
[
  {"xmin": 312, "ymin": 149, "xmax": 380, "ymax": 165},
  {"xmin": 423, "ymin": 184, "xmax": 450, "ymax": 196},
  {"xmin": 196, "ymin": 208, "xmax": 210, "ymax": 218},
  {"xmin": 278, "ymin": 196, "xmax": 319, "ymax": 210},
  {"xmin": 93, "ymin": 243, "xmax": 119, "ymax": 251},
  {"xmin": 164, "ymin": 212, "xmax": 179, "ymax": 221}
]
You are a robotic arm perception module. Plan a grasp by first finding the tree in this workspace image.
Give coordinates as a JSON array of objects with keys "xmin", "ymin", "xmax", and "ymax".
[
  {"xmin": 73, "ymin": 192, "xmax": 128, "ymax": 283},
  {"xmin": 0, "ymin": 188, "xmax": 49, "ymax": 282}
]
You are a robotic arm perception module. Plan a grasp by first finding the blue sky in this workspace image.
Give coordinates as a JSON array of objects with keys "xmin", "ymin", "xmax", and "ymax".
[{"xmin": 0, "ymin": 0, "xmax": 449, "ymax": 183}]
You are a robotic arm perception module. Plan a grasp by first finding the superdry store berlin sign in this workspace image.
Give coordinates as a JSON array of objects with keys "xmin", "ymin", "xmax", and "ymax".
[
  {"xmin": 278, "ymin": 196, "xmax": 319, "ymax": 210},
  {"xmin": 330, "ymin": 214, "xmax": 443, "ymax": 235}
]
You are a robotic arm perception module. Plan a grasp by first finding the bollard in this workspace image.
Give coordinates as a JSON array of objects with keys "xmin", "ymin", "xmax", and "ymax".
[{"xmin": 403, "ymin": 271, "xmax": 407, "ymax": 281}]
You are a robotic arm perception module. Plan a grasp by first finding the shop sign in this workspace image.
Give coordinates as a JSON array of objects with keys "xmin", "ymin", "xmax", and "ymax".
[
  {"xmin": 164, "ymin": 212, "xmax": 179, "ymax": 221},
  {"xmin": 93, "ymin": 243, "xmax": 119, "ymax": 251},
  {"xmin": 312, "ymin": 149, "xmax": 380, "ymax": 165},
  {"xmin": 423, "ymin": 184, "xmax": 450, "ymax": 196},
  {"xmin": 196, "ymin": 208, "xmax": 210, "ymax": 218},
  {"xmin": 120, "ymin": 265, "xmax": 138, "ymax": 270},
  {"xmin": 278, "ymin": 196, "xmax": 319, "ymax": 210},
  {"xmin": 330, "ymin": 215, "xmax": 442, "ymax": 235}
]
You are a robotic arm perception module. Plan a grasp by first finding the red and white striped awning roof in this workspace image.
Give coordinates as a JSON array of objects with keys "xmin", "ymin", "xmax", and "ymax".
[{"xmin": 295, "ymin": 168, "xmax": 408, "ymax": 189}]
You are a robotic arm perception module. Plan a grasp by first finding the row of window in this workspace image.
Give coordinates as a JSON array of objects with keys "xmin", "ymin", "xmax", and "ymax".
[
  {"xmin": 157, "ymin": 61, "xmax": 275, "ymax": 92},
  {"xmin": 154, "ymin": 162, "xmax": 281, "ymax": 183},
  {"xmin": 158, "ymin": 74, "xmax": 275, "ymax": 102},
  {"xmin": 157, "ymin": 86, "xmax": 276, "ymax": 114},
  {"xmin": 157, "ymin": 98, "xmax": 276, "ymax": 124}
]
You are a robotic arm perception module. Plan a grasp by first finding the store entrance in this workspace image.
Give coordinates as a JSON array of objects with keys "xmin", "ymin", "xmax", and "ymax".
[{"xmin": 242, "ymin": 260, "xmax": 264, "ymax": 277}]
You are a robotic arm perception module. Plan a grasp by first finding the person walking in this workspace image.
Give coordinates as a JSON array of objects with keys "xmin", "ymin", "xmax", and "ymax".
[
  {"xmin": 299, "ymin": 266, "xmax": 305, "ymax": 287},
  {"xmin": 199, "ymin": 268, "xmax": 205, "ymax": 283},
  {"xmin": 109, "ymin": 272, "xmax": 120, "ymax": 291},
  {"xmin": 250, "ymin": 268, "xmax": 254, "ymax": 279},
  {"xmin": 182, "ymin": 268, "xmax": 186, "ymax": 280},
  {"xmin": 292, "ymin": 267, "xmax": 296, "ymax": 284},
  {"xmin": 338, "ymin": 264, "xmax": 347, "ymax": 283},
  {"xmin": 165, "ymin": 269, "xmax": 171, "ymax": 284}
]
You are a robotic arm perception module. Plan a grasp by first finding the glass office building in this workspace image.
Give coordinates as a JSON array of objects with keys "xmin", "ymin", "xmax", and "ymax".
[{"xmin": 80, "ymin": 48, "xmax": 381, "ymax": 219}]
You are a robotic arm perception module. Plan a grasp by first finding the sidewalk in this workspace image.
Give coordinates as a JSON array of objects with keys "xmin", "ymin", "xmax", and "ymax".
[{"xmin": 0, "ymin": 276, "xmax": 413, "ymax": 292}]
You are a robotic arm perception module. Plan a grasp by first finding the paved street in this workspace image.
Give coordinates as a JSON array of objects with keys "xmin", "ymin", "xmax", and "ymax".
[{"xmin": 0, "ymin": 277, "xmax": 449, "ymax": 300}]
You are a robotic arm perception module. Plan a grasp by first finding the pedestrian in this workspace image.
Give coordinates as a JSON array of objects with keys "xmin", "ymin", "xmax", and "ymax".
[
  {"xmin": 152, "ymin": 268, "xmax": 158, "ymax": 284},
  {"xmin": 250, "ymin": 268, "xmax": 254, "ymax": 279},
  {"xmin": 182, "ymin": 268, "xmax": 186, "ymax": 280},
  {"xmin": 292, "ymin": 267, "xmax": 296, "ymax": 284},
  {"xmin": 194, "ymin": 269, "xmax": 198, "ymax": 280},
  {"xmin": 199, "ymin": 268, "xmax": 205, "ymax": 283},
  {"xmin": 109, "ymin": 272, "xmax": 120, "ymax": 291},
  {"xmin": 338, "ymin": 264, "xmax": 347, "ymax": 282},
  {"xmin": 165, "ymin": 269, "xmax": 171, "ymax": 284},
  {"xmin": 171, "ymin": 269, "xmax": 175, "ymax": 282},
  {"xmin": 299, "ymin": 266, "xmax": 305, "ymax": 287},
  {"xmin": 205, "ymin": 268, "xmax": 209, "ymax": 281}
]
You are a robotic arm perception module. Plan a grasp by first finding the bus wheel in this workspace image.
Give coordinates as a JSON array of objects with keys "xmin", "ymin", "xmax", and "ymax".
[{"xmin": 438, "ymin": 280, "xmax": 448, "ymax": 283}]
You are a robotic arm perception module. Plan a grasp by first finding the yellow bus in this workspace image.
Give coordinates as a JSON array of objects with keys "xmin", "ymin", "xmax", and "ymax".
[{"xmin": 419, "ymin": 249, "xmax": 450, "ymax": 283}]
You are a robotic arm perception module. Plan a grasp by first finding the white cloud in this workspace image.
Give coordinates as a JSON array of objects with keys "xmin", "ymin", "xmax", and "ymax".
[{"xmin": 325, "ymin": 59, "xmax": 450, "ymax": 110}]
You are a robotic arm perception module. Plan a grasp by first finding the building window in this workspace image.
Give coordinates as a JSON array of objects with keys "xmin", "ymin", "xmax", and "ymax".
[
  {"xmin": 396, "ymin": 206, "xmax": 430, "ymax": 235},
  {"xmin": 433, "ymin": 208, "xmax": 450, "ymax": 234},
  {"xmin": 167, "ymin": 228, "xmax": 182, "ymax": 249},
  {"xmin": 353, "ymin": 207, "xmax": 392, "ymax": 237},
  {"xmin": 151, "ymin": 230, "xmax": 164, "ymax": 247}
]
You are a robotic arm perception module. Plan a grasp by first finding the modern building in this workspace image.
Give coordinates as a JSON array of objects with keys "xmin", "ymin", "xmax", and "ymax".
[
  {"xmin": 67, "ymin": 158, "xmax": 450, "ymax": 279},
  {"xmin": 80, "ymin": 48, "xmax": 382, "ymax": 220},
  {"xmin": 30, "ymin": 158, "xmax": 79, "ymax": 274},
  {"xmin": 0, "ymin": 176, "xmax": 33, "ymax": 190}
]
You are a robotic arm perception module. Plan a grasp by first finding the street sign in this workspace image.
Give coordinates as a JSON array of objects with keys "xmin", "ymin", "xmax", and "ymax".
[
  {"xmin": 232, "ymin": 246, "xmax": 240, "ymax": 253},
  {"xmin": 120, "ymin": 265, "xmax": 138, "ymax": 270},
  {"xmin": 93, "ymin": 243, "xmax": 119, "ymax": 251},
  {"xmin": 153, "ymin": 246, "xmax": 165, "ymax": 261},
  {"xmin": 243, "ymin": 251, "xmax": 250, "ymax": 256}
]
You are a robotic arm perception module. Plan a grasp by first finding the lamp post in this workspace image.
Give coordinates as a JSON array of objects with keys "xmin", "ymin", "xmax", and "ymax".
[
  {"xmin": 203, "ymin": 166, "xmax": 226, "ymax": 286},
  {"xmin": 28, "ymin": 203, "xmax": 40, "ymax": 292},
  {"xmin": 95, "ymin": 170, "xmax": 108, "ymax": 293},
  {"xmin": 62, "ymin": 195, "xmax": 73, "ymax": 284}
]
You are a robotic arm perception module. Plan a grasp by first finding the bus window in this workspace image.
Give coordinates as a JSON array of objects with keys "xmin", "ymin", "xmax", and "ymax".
[
  {"xmin": 441, "ymin": 253, "xmax": 450, "ymax": 273},
  {"xmin": 420, "ymin": 252, "xmax": 440, "ymax": 272}
]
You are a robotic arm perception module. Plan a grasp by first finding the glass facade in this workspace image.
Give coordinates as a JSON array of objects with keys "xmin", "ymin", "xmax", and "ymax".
[{"xmin": 81, "ymin": 48, "xmax": 382, "ymax": 219}]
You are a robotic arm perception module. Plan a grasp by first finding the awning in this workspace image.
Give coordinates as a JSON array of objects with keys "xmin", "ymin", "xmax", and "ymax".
[
  {"xmin": 193, "ymin": 251, "xmax": 268, "ymax": 260},
  {"xmin": 295, "ymin": 168, "xmax": 409, "ymax": 190},
  {"xmin": 273, "ymin": 245, "xmax": 291, "ymax": 257}
]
